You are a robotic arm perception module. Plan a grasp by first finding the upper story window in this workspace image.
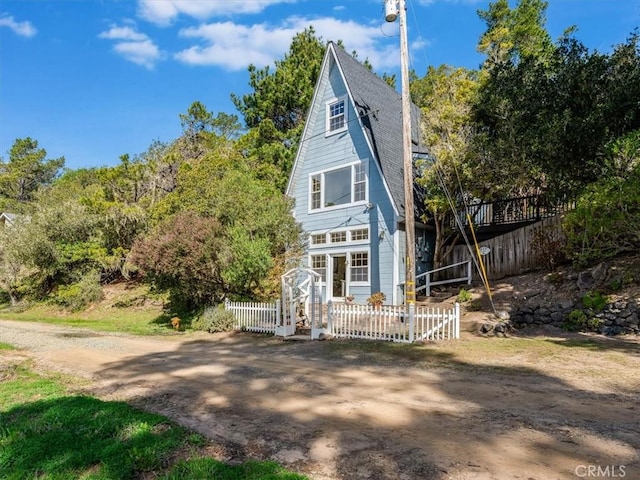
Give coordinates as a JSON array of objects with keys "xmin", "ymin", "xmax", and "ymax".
[
  {"xmin": 326, "ymin": 98, "xmax": 347, "ymax": 135},
  {"xmin": 309, "ymin": 163, "xmax": 367, "ymax": 211}
]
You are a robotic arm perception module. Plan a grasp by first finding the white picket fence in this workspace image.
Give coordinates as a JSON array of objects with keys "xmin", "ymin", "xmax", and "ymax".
[
  {"xmin": 224, "ymin": 299, "xmax": 280, "ymax": 333},
  {"xmin": 224, "ymin": 298, "xmax": 459, "ymax": 342},
  {"xmin": 329, "ymin": 303, "xmax": 460, "ymax": 342}
]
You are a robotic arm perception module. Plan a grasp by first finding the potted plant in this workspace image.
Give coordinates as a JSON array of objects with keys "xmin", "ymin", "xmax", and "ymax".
[{"xmin": 366, "ymin": 292, "xmax": 386, "ymax": 308}]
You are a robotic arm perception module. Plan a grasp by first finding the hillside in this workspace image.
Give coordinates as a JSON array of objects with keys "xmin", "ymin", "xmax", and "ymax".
[{"xmin": 450, "ymin": 253, "xmax": 640, "ymax": 337}]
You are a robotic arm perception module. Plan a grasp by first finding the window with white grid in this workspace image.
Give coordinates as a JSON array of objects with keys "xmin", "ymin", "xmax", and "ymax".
[{"xmin": 350, "ymin": 252, "xmax": 368, "ymax": 282}]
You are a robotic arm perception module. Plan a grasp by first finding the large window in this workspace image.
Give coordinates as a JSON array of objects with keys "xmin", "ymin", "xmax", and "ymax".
[
  {"xmin": 309, "ymin": 163, "xmax": 367, "ymax": 211},
  {"xmin": 327, "ymin": 98, "xmax": 346, "ymax": 134}
]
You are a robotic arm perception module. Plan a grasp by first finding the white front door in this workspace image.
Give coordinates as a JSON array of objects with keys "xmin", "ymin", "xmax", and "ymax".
[{"xmin": 330, "ymin": 254, "xmax": 347, "ymax": 300}]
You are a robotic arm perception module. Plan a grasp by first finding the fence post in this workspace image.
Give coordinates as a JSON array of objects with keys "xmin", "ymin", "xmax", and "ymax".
[
  {"xmin": 275, "ymin": 299, "xmax": 281, "ymax": 328},
  {"xmin": 327, "ymin": 300, "xmax": 333, "ymax": 335},
  {"xmin": 467, "ymin": 260, "xmax": 472, "ymax": 285},
  {"xmin": 454, "ymin": 302, "xmax": 460, "ymax": 339},
  {"xmin": 426, "ymin": 273, "xmax": 431, "ymax": 297},
  {"xmin": 408, "ymin": 303, "xmax": 415, "ymax": 343}
]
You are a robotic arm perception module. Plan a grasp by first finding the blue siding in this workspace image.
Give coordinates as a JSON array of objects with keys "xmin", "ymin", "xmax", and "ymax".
[{"xmin": 289, "ymin": 58, "xmax": 399, "ymax": 305}]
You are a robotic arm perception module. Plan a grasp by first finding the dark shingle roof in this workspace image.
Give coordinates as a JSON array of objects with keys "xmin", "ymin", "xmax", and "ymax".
[{"xmin": 330, "ymin": 42, "xmax": 423, "ymax": 218}]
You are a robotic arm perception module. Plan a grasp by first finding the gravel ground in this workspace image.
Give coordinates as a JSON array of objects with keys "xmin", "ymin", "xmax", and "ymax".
[{"xmin": 1, "ymin": 318, "xmax": 639, "ymax": 480}]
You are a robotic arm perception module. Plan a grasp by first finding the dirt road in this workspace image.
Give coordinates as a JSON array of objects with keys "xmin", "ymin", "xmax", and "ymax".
[{"xmin": 1, "ymin": 319, "xmax": 638, "ymax": 480}]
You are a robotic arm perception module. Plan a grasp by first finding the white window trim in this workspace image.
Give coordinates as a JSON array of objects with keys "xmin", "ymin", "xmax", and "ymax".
[
  {"xmin": 309, "ymin": 226, "xmax": 370, "ymax": 249},
  {"xmin": 307, "ymin": 247, "xmax": 371, "ymax": 289},
  {"xmin": 325, "ymin": 96, "xmax": 348, "ymax": 136},
  {"xmin": 307, "ymin": 162, "xmax": 368, "ymax": 213}
]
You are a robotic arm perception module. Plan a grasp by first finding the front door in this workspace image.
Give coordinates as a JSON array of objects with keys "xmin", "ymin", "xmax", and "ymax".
[{"xmin": 330, "ymin": 254, "xmax": 347, "ymax": 300}]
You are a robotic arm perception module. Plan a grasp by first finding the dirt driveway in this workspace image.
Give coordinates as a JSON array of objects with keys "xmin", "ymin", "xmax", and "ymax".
[{"xmin": 1, "ymin": 319, "xmax": 638, "ymax": 480}]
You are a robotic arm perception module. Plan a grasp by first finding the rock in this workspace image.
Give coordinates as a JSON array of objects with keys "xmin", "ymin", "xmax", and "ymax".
[{"xmin": 480, "ymin": 323, "xmax": 494, "ymax": 334}]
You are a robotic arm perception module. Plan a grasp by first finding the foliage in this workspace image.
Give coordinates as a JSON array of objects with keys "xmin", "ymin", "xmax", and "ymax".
[
  {"xmin": 531, "ymin": 225, "xmax": 567, "ymax": 271},
  {"xmin": 581, "ymin": 291, "xmax": 608, "ymax": 313},
  {"xmin": 51, "ymin": 271, "xmax": 103, "ymax": 311},
  {"xmin": 412, "ymin": 65, "xmax": 479, "ymax": 267},
  {"xmin": 192, "ymin": 304, "xmax": 236, "ymax": 333},
  {"xmin": 366, "ymin": 292, "xmax": 386, "ymax": 306},
  {"xmin": 232, "ymin": 28, "xmax": 325, "ymax": 190},
  {"xmin": 477, "ymin": 0, "xmax": 554, "ymax": 69},
  {"xmin": 457, "ymin": 288, "xmax": 472, "ymax": 303},
  {"xmin": 0, "ymin": 137, "xmax": 64, "ymax": 206},
  {"xmin": 474, "ymin": 33, "xmax": 640, "ymax": 200},
  {"xmin": 563, "ymin": 151, "xmax": 640, "ymax": 266},
  {"xmin": 130, "ymin": 211, "xmax": 227, "ymax": 309},
  {"xmin": 563, "ymin": 309, "xmax": 602, "ymax": 332}
]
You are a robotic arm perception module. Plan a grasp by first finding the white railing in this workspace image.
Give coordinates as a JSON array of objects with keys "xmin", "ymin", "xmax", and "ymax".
[
  {"xmin": 328, "ymin": 302, "xmax": 460, "ymax": 343},
  {"xmin": 416, "ymin": 260, "xmax": 472, "ymax": 297},
  {"xmin": 224, "ymin": 299, "xmax": 280, "ymax": 333}
]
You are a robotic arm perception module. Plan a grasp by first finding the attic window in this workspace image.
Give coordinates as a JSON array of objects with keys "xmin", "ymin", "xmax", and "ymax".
[{"xmin": 326, "ymin": 97, "xmax": 347, "ymax": 134}]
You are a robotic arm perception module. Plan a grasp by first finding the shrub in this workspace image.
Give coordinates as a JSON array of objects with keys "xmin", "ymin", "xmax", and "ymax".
[
  {"xmin": 531, "ymin": 225, "xmax": 567, "ymax": 271},
  {"xmin": 457, "ymin": 288, "xmax": 472, "ymax": 303},
  {"xmin": 366, "ymin": 292, "xmax": 386, "ymax": 306},
  {"xmin": 563, "ymin": 309, "xmax": 588, "ymax": 331},
  {"xmin": 192, "ymin": 305, "xmax": 236, "ymax": 333},
  {"xmin": 52, "ymin": 271, "xmax": 103, "ymax": 311},
  {"xmin": 581, "ymin": 290, "xmax": 608, "ymax": 312},
  {"xmin": 563, "ymin": 309, "xmax": 603, "ymax": 332}
]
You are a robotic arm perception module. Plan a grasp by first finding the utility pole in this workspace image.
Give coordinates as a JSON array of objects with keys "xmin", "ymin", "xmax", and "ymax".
[{"xmin": 387, "ymin": 0, "xmax": 416, "ymax": 307}]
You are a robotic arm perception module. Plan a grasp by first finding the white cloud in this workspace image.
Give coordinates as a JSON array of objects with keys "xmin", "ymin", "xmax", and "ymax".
[
  {"xmin": 175, "ymin": 16, "xmax": 402, "ymax": 71},
  {"xmin": 138, "ymin": 0, "xmax": 296, "ymax": 26},
  {"xmin": 99, "ymin": 24, "xmax": 161, "ymax": 69},
  {"xmin": 0, "ymin": 14, "xmax": 37, "ymax": 37},
  {"xmin": 98, "ymin": 25, "xmax": 148, "ymax": 42}
]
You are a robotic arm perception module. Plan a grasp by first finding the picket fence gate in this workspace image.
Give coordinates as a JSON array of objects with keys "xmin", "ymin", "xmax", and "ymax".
[{"xmin": 224, "ymin": 299, "xmax": 459, "ymax": 343}]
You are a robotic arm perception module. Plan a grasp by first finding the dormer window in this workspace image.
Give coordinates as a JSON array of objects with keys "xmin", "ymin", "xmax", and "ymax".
[{"xmin": 326, "ymin": 97, "xmax": 347, "ymax": 135}]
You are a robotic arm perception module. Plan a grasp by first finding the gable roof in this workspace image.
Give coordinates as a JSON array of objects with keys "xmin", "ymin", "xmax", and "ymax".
[{"xmin": 329, "ymin": 42, "xmax": 423, "ymax": 219}]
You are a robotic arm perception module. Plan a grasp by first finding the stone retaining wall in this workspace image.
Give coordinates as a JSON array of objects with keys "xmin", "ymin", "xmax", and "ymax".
[{"xmin": 509, "ymin": 297, "xmax": 639, "ymax": 335}]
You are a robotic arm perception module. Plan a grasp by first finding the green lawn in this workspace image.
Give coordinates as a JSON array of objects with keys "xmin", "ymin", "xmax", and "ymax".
[{"xmin": 0, "ymin": 350, "xmax": 307, "ymax": 480}]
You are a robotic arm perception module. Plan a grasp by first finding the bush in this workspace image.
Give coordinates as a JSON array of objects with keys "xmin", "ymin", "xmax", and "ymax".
[
  {"xmin": 563, "ymin": 309, "xmax": 602, "ymax": 332},
  {"xmin": 52, "ymin": 271, "xmax": 103, "ymax": 311},
  {"xmin": 192, "ymin": 305, "xmax": 236, "ymax": 333},
  {"xmin": 581, "ymin": 290, "xmax": 608, "ymax": 312},
  {"xmin": 457, "ymin": 288, "xmax": 472, "ymax": 303},
  {"xmin": 531, "ymin": 225, "xmax": 567, "ymax": 271}
]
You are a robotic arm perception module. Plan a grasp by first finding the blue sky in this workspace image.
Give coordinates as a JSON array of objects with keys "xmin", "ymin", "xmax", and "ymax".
[{"xmin": 1, "ymin": 0, "xmax": 638, "ymax": 170}]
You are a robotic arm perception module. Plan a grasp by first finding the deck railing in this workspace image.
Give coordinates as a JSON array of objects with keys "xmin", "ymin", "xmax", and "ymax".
[{"xmin": 449, "ymin": 195, "xmax": 573, "ymax": 229}]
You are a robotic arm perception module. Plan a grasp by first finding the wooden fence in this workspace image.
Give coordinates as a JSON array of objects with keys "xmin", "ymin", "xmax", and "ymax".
[
  {"xmin": 448, "ymin": 214, "xmax": 564, "ymax": 279},
  {"xmin": 224, "ymin": 299, "xmax": 279, "ymax": 333},
  {"xmin": 224, "ymin": 299, "xmax": 460, "ymax": 342},
  {"xmin": 329, "ymin": 302, "xmax": 459, "ymax": 342}
]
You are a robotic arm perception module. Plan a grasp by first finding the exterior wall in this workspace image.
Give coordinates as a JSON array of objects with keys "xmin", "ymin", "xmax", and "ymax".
[{"xmin": 289, "ymin": 60, "xmax": 398, "ymax": 305}]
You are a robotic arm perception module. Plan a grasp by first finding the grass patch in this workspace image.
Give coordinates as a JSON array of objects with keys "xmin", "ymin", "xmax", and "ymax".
[{"xmin": 0, "ymin": 354, "xmax": 308, "ymax": 480}]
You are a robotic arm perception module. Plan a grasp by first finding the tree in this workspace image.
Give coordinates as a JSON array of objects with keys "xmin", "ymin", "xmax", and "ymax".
[
  {"xmin": 232, "ymin": 28, "xmax": 326, "ymax": 190},
  {"xmin": 412, "ymin": 65, "xmax": 480, "ymax": 267},
  {"xmin": 474, "ymin": 33, "xmax": 640, "ymax": 199},
  {"xmin": 0, "ymin": 137, "xmax": 64, "ymax": 205},
  {"xmin": 477, "ymin": 0, "xmax": 554, "ymax": 69}
]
